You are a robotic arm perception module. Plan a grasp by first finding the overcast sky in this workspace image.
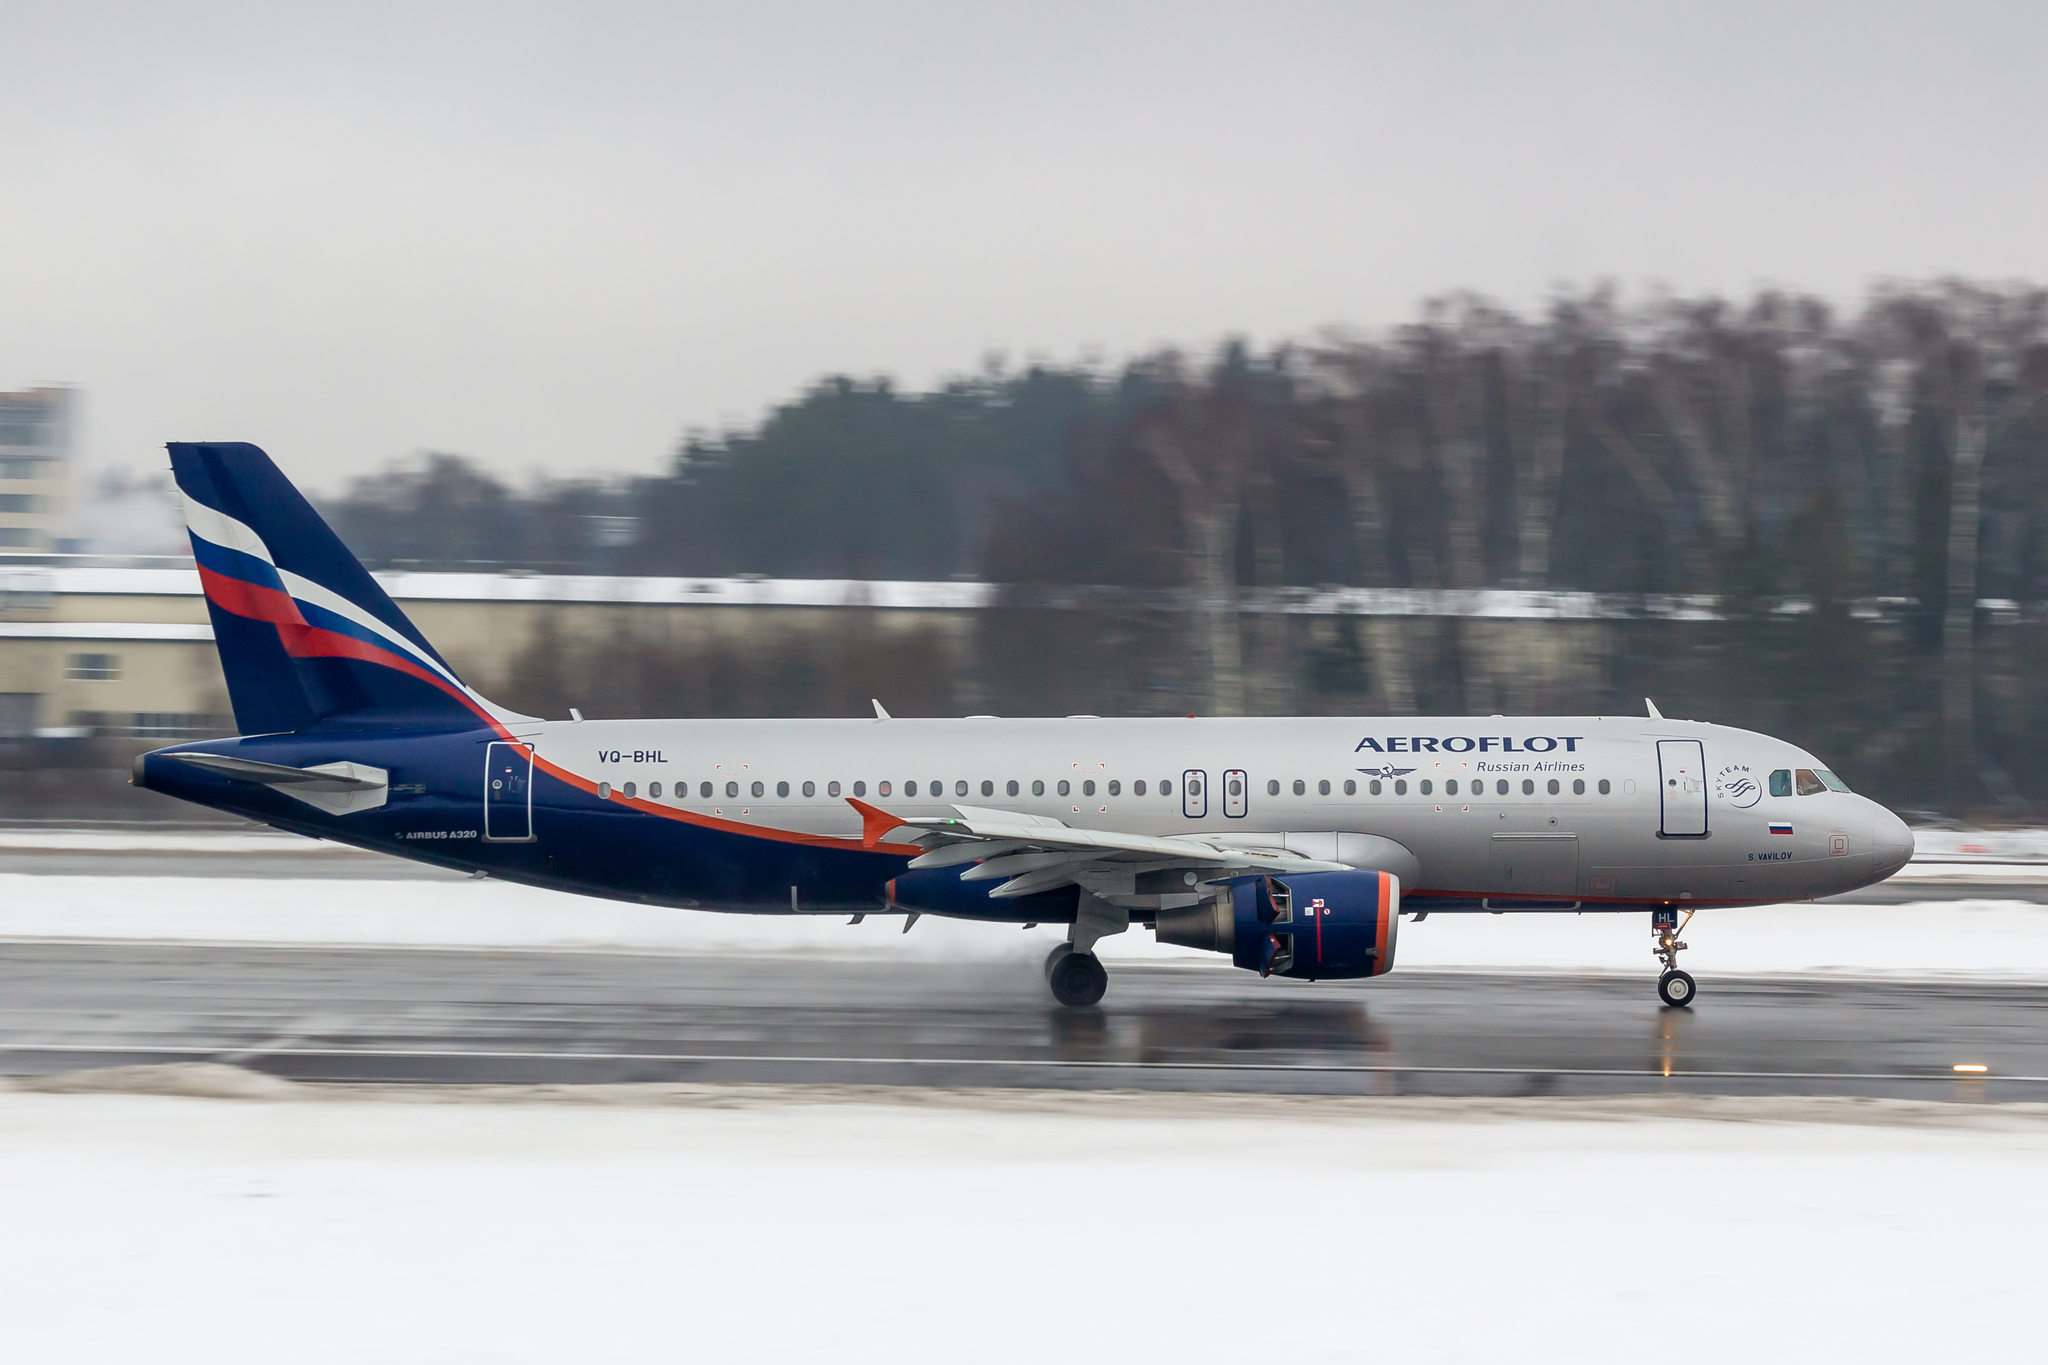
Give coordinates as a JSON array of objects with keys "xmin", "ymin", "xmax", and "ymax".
[{"xmin": 5, "ymin": 1, "xmax": 2045, "ymax": 490}]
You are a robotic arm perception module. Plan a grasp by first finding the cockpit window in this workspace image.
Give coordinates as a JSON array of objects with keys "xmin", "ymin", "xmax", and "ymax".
[
  {"xmin": 1769, "ymin": 770, "xmax": 1792, "ymax": 798},
  {"xmin": 1814, "ymin": 768, "xmax": 1850, "ymax": 793},
  {"xmin": 1794, "ymin": 769, "xmax": 1827, "ymax": 796}
]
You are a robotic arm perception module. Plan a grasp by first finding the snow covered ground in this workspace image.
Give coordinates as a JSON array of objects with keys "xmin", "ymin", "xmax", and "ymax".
[
  {"xmin": 0, "ymin": 1072, "xmax": 2040, "ymax": 1364},
  {"xmin": 2, "ymin": 872, "xmax": 2048, "ymax": 980}
]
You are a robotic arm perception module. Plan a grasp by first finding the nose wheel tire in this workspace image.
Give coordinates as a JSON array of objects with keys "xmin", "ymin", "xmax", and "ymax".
[
  {"xmin": 1658, "ymin": 969, "xmax": 1697, "ymax": 1008},
  {"xmin": 1048, "ymin": 950, "xmax": 1108, "ymax": 1007}
]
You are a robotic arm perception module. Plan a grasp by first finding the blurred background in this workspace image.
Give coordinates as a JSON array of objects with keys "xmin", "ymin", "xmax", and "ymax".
[{"xmin": 4, "ymin": 1, "xmax": 2046, "ymax": 822}]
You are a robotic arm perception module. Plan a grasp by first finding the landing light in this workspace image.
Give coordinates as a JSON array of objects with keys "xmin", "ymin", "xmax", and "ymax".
[{"xmin": 1953, "ymin": 1064, "xmax": 1989, "ymax": 1074}]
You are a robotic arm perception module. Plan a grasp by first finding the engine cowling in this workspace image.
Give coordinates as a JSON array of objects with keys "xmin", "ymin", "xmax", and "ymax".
[{"xmin": 1154, "ymin": 869, "xmax": 1399, "ymax": 980}]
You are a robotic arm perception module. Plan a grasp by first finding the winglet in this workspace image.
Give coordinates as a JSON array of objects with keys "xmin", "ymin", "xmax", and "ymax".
[
  {"xmin": 871, "ymin": 699, "xmax": 891, "ymax": 721},
  {"xmin": 1645, "ymin": 697, "xmax": 1664, "ymax": 720},
  {"xmin": 846, "ymin": 796, "xmax": 906, "ymax": 847}
]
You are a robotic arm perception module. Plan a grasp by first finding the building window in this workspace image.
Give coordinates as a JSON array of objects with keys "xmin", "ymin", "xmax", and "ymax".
[
  {"xmin": 0, "ymin": 494, "xmax": 41, "ymax": 513},
  {"xmin": 981, "ymin": 780, "xmax": 994, "ymax": 797},
  {"xmin": 1597, "ymin": 779, "xmax": 1610, "ymax": 795},
  {"xmin": 1032, "ymin": 780, "xmax": 1044, "ymax": 796},
  {"xmin": 1573, "ymin": 779, "xmax": 1585, "ymax": 795},
  {"xmin": 1292, "ymin": 779, "xmax": 1305, "ymax": 796},
  {"xmin": 0, "ymin": 529, "xmax": 34, "ymax": 548},
  {"xmin": 66, "ymin": 653, "xmax": 121, "ymax": 681},
  {"xmin": 776, "ymin": 781, "xmax": 789, "ymax": 797}
]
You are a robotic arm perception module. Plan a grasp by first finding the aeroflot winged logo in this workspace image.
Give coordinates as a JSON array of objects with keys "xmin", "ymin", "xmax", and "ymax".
[
  {"xmin": 1355, "ymin": 735, "xmax": 1584, "ymax": 754},
  {"xmin": 1356, "ymin": 764, "xmax": 1417, "ymax": 780}
]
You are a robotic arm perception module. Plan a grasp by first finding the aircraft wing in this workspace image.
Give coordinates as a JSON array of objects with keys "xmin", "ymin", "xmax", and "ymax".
[{"xmin": 849, "ymin": 797, "xmax": 1346, "ymax": 899}]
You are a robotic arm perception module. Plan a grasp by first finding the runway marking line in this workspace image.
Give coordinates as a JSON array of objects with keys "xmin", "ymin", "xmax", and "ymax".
[{"xmin": 3, "ymin": 1043, "xmax": 2046, "ymax": 1085}]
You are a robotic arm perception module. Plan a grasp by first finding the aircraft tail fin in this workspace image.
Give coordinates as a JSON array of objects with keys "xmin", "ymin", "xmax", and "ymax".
[{"xmin": 168, "ymin": 441, "xmax": 513, "ymax": 734}]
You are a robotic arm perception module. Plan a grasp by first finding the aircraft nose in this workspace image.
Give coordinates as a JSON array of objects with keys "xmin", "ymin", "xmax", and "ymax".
[{"xmin": 1870, "ymin": 803, "xmax": 1915, "ymax": 879}]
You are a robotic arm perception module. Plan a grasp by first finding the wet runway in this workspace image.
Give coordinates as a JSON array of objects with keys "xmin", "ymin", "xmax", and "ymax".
[{"xmin": 1, "ymin": 940, "xmax": 2042, "ymax": 1099}]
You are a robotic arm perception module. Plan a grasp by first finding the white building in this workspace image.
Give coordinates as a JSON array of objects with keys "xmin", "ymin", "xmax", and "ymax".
[{"xmin": 0, "ymin": 388, "xmax": 73, "ymax": 554}]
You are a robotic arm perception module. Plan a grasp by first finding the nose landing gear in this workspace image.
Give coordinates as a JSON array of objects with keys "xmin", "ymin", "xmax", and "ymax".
[{"xmin": 1653, "ymin": 907, "xmax": 1697, "ymax": 1007}]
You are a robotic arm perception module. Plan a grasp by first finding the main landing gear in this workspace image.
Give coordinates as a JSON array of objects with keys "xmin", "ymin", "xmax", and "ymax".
[
  {"xmin": 1652, "ymin": 907, "xmax": 1697, "ymax": 1007},
  {"xmin": 1044, "ymin": 943, "xmax": 1108, "ymax": 1008}
]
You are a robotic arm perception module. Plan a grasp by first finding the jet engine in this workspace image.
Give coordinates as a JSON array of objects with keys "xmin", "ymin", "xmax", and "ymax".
[{"xmin": 1153, "ymin": 869, "xmax": 1399, "ymax": 980}]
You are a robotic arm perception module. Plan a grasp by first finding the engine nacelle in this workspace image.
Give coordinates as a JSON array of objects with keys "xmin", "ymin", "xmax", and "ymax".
[{"xmin": 1154, "ymin": 869, "xmax": 1399, "ymax": 980}]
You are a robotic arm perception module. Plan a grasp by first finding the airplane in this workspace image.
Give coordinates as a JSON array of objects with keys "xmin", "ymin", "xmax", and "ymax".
[{"xmin": 135, "ymin": 442, "xmax": 1917, "ymax": 1009}]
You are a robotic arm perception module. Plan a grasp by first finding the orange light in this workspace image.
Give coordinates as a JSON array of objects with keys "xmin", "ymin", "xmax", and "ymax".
[{"xmin": 1953, "ymin": 1064, "xmax": 1989, "ymax": 1074}]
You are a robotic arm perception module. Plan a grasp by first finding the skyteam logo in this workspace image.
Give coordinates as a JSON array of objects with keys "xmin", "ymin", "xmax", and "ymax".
[
  {"xmin": 1356, "ymin": 764, "xmax": 1417, "ymax": 780},
  {"xmin": 1715, "ymin": 764, "xmax": 1763, "ymax": 809}
]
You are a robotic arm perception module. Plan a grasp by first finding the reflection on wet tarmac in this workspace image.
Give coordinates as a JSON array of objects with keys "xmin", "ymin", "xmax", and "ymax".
[{"xmin": 1, "ymin": 943, "xmax": 2044, "ymax": 1099}]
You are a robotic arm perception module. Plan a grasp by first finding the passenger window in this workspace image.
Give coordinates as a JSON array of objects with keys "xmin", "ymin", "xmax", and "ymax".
[
  {"xmin": 622, "ymin": 782, "xmax": 635, "ymax": 798},
  {"xmin": 751, "ymin": 781, "xmax": 765, "ymax": 798},
  {"xmin": 828, "ymin": 781, "xmax": 841, "ymax": 797},
  {"xmin": 1598, "ymin": 779, "xmax": 1610, "ymax": 795},
  {"xmin": 1547, "ymin": 779, "xmax": 1559, "ymax": 795},
  {"xmin": 1267, "ymin": 779, "xmax": 1280, "ymax": 796},
  {"xmin": 853, "ymin": 781, "xmax": 866, "ymax": 797},
  {"xmin": 1318, "ymin": 779, "xmax": 1330, "ymax": 796},
  {"xmin": 1572, "ymin": 779, "xmax": 1584, "ymax": 795},
  {"xmin": 1770, "ymin": 770, "xmax": 1793, "ymax": 798},
  {"xmin": 878, "ymin": 780, "xmax": 892, "ymax": 796},
  {"xmin": 598, "ymin": 782, "xmax": 612, "ymax": 799},
  {"xmin": 981, "ymin": 780, "xmax": 994, "ymax": 797},
  {"xmin": 650, "ymin": 782, "xmax": 662, "ymax": 799},
  {"xmin": 1343, "ymin": 779, "xmax": 1356, "ymax": 795},
  {"xmin": 1160, "ymin": 780, "xmax": 1171, "ymax": 796},
  {"xmin": 1522, "ymin": 779, "xmax": 1534, "ymax": 795},
  {"xmin": 1496, "ymin": 779, "xmax": 1509, "ymax": 796},
  {"xmin": 725, "ymin": 781, "xmax": 738, "ymax": 798},
  {"xmin": 1058, "ymin": 780, "xmax": 1070, "ymax": 796},
  {"xmin": 1226, "ymin": 777, "xmax": 1241, "ymax": 797},
  {"xmin": 1420, "ymin": 779, "xmax": 1433, "ymax": 795},
  {"xmin": 700, "ymin": 781, "xmax": 713, "ymax": 799},
  {"xmin": 1133, "ymin": 779, "xmax": 1146, "ymax": 796},
  {"xmin": 1081, "ymin": 779, "xmax": 1096, "ymax": 796},
  {"xmin": 1292, "ymin": 779, "xmax": 1305, "ymax": 796},
  {"xmin": 1007, "ymin": 780, "xmax": 1019, "ymax": 796},
  {"xmin": 1370, "ymin": 780, "xmax": 1382, "ymax": 795},
  {"xmin": 955, "ymin": 780, "xmax": 968, "ymax": 797},
  {"xmin": 1032, "ymin": 780, "xmax": 1045, "ymax": 796},
  {"xmin": 1394, "ymin": 780, "xmax": 1407, "ymax": 795},
  {"xmin": 776, "ymin": 781, "xmax": 789, "ymax": 797},
  {"xmin": 1445, "ymin": 779, "xmax": 1459, "ymax": 795},
  {"xmin": 1108, "ymin": 780, "xmax": 1121, "ymax": 796},
  {"xmin": 906, "ymin": 780, "xmax": 919, "ymax": 797},
  {"xmin": 802, "ymin": 781, "xmax": 815, "ymax": 798},
  {"xmin": 1795, "ymin": 769, "xmax": 1827, "ymax": 796}
]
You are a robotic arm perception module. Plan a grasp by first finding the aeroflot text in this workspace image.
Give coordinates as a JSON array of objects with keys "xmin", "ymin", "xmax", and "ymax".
[{"xmin": 1354, "ymin": 736, "xmax": 1584, "ymax": 753}]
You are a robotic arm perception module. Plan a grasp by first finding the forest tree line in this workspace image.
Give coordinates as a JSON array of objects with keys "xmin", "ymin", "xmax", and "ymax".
[{"xmin": 322, "ymin": 280, "xmax": 2048, "ymax": 813}]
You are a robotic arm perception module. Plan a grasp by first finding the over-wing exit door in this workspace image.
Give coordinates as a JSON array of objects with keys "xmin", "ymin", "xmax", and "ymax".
[
  {"xmin": 485, "ymin": 742, "xmax": 534, "ymax": 841},
  {"xmin": 1656, "ymin": 739, "xmax": 1708, "ymax": 837}
]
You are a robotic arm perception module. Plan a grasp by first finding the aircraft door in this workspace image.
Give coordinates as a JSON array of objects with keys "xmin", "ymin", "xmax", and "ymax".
[
  {"xmin": 1224, "ymin": 769, "xmax": 1248, "ymax": 818},
  {"xmin": 1656, "ymin": 739, "xmax": 1707, "ymax": 837},
  {"xmin": 485, "ymin": 742, "xmax": 535, "ymax": 841},
  {"xmin": 1182, "ymin": 770, "xmax": 1208, "ymax": 818}
]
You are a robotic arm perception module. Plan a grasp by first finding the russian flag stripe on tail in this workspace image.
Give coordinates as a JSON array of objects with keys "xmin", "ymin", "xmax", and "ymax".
[{"xmin": 168, "ymin": 441, "xmax": 528, "ymax": 735}]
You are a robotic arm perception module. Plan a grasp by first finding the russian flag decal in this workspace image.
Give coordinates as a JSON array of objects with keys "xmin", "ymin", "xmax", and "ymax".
[{"xmin": 1769, "ymin": 822, "xmax": 1794, "ymax": 835}]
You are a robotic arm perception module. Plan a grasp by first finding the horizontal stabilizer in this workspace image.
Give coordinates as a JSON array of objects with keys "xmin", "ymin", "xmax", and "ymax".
[{"xmin": 163, "ymin": 753, "xmax": 388, "ymax": 815}]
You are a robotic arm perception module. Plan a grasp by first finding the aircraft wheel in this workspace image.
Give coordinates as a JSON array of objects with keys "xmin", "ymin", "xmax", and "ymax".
[
  {"xmin": 1048, "ymin": 951, "xmax": 1108, "ymax": 1008},
  {"xmin": 1658, "ymin": 969, "xmax": 1697, "ymax": 1008},
  {"xmin": 1044, "ymin": 942, "xmax": 1074, "ymax": 980}
]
